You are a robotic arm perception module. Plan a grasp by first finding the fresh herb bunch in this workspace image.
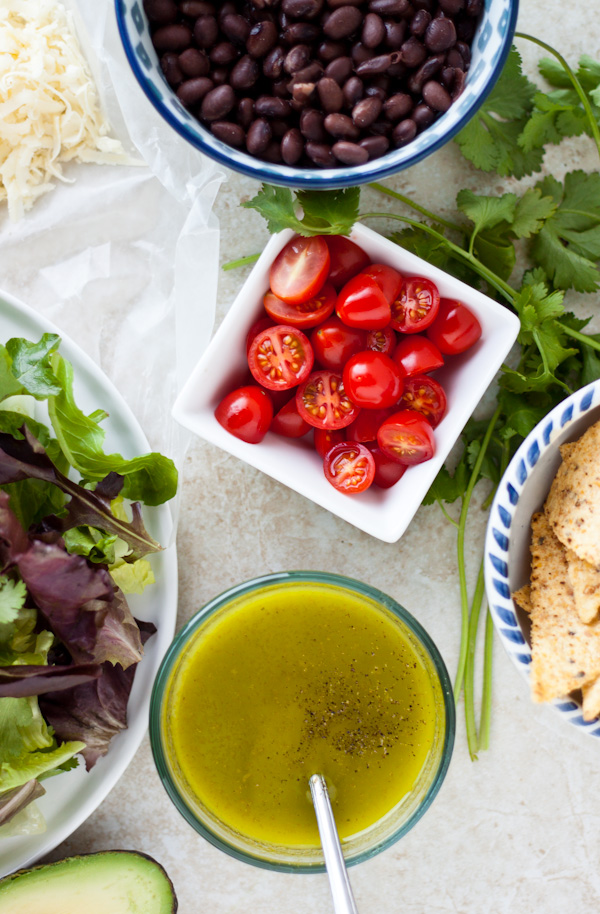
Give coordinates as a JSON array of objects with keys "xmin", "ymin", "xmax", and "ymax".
[{"xmin": 231, "ymin": 38, "xmax": 600, "ymax": 761}]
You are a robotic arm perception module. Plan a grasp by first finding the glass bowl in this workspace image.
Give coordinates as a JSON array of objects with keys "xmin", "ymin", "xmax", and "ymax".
[
  {"xmin": 115, "ymin": 0, "xmax": 519, "ymax": 188},
  {"xmin": 149, "ymin": 571, "xmax": 455, "ymax": 872}
]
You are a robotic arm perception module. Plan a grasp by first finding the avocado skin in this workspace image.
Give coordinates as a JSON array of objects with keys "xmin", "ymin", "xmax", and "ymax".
[{"xmin": 0, "ymin": 849, "xmax": 178, "ymax": 912}]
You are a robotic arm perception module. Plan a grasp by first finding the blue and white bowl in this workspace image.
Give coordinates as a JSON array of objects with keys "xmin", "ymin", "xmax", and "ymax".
[
  {"xmin": 485, "ymin": 380, "xmax": 600, "ymax": 737},
  {"xmin": 115, "ymin": 0, "xmax": 518, "ymax": 188}
]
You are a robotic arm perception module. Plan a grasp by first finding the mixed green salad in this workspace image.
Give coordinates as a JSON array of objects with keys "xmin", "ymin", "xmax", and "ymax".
[{"xmin": 0, "ymin": 333, "xmax": 177, "ymax": 833}]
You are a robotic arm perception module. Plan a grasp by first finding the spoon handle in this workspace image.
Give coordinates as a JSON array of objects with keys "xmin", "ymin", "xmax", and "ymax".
[{"xmin": 309, "ymin": 774, "xmax": 359, "ymax": 914}]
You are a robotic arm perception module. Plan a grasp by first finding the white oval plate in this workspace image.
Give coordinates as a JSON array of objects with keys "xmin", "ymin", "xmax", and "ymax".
[{"xmin": 0, "ymin": 289, "xmax": 178, "ymax": 878}]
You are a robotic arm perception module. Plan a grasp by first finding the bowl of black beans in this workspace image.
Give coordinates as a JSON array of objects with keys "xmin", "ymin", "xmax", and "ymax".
[{"xmin": 116, "ymin": 0, "xmax": 518, "ymax": 187}]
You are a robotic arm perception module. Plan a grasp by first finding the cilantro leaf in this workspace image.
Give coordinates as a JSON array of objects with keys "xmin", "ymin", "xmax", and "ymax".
[
  {"xmin": 0, "ymin": 577, "xmax": 26, "ymax": 626},
  {"xmin": 243, "ymin": 185, "xmax": 358, "ymax": 236},
  {"xmin": 242, "ymin": 185, "xmax": 306, "ymax": 235},
  {"xmin": 457, "ymin": 189, "xmax": 517, "ymax": 237},
  {"xmin": 511, "ymin": 188, "xmax": 558, "ymax": 238}
]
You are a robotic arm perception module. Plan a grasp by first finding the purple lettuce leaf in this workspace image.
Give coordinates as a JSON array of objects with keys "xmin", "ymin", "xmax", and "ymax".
[
  {"xmin": 0, "ymin": 428, "xmax": 161, "ymax": 558},
  {"xmin": 39, "ymin": 621, "xmax": 156, "ymax": 770},
  {"xmin": 0, "ymin": 663, "xmax": 102, "ymax": 698},
  {"xmin": 0, "ymin": 780, "xmax": 45, "ymax": 827}
]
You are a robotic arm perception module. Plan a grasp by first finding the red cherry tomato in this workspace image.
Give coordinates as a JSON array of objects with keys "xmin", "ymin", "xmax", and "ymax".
[
  {"xmin": 246, "ymin": 316, "xmax": 275, "ymax": 355},
  {"xmin": 397, "ymin": 375, "xmax": 447, "ymax": 427},
  {"xmin": 345, "ymin": 408, "xmax": 394, "ymax": 442},
  {"xmin": 296, "ymin": 370, "xmax": 360, "ymax": 430},
  {"xmin": 269, "ymin": 235, "xmax": 330, "ymax": 305},
  {"xmin": 365, "ymin": 326, "xmax": 396, "ymax": 356},
  {"xmin": 325, "ymin": 236, "xmax": 370, "ymax": 289},
  {"xmin": 366, "ymin": 444, "xmax": 408, "ymax": 488},
  {"xmin": 393, "ymin": 336, "xmax": 444, "ymax": 377},
  {"xmin": 427, "ymin": 298, "xmax": 482, "ymax": 354},
  {"xmin": 248, "ymin": 324, "xmax": 314, "ymax": 390},
  {"xmin": 215, "ymin": 385, "xmax": 273, "ymax": 444},
  {"xmin": 323, "ymin": 441, "xmax": 375, "ymax": 494},
  {"xmin": 391, "ymin": 277, "xmax": 440, "ymax": 333},
  {"xmin": 377, "ymin": 410, "xmax": 436, "ymax": 466},
  {"xmin": 336, "ymin": 275, "xmax": 391, "ymax": 330},
  {"xmin": 310, "ymin": 316, "xmax": 365, "ymax": 371},
  {"xmin": 359, "ymin": 264, "xmax": 403, "ymax": 303},
  {"xmin": 271, "ymin": 398, "xmax": 311, "ymax": 437},
  {"xmin": 314, "ymin": 427, "xmax": 346, "ymax": 458},
  {"xmin": 263, "ymin": 283, "xmax": 336, "ymax": 329},
  {"xmin": 343, "ymin": 351, "xmax": 404, "ymax": 409}
]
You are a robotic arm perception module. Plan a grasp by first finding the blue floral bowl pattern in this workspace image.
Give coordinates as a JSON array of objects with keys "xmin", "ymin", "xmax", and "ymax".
[
  {"xmin": 115, "ymin": 0, "xmax": 518, "ymax": 188},
  {"xmin": 484, "ymin": 380, "xmax": 600, "ymax": 737}
]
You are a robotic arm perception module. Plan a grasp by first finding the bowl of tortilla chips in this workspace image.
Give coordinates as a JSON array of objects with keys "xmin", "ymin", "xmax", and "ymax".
[{"xmin": 484, "ymin": 379, "xmax": 600, "ymax": 738}]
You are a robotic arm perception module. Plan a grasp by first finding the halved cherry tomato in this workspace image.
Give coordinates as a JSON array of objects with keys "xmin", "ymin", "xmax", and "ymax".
[
  {"xmin": 263, "ymin": 283, "xmax": 336, "ymax": 329},
  {"xmin": 359, "ymin": 264, "xmax": 403, "ymax": 303},
  {"xmin": 269, "ymin": 235, "xmax": 330, "ymax": 305},
  {"xmin": 366, "ymin": 443, "xmax": 408, "ymax": 488},
  {"xmin": 246, "ymin": 316, "xmax": 275, "ymax": 355},
  {"xmin": 310, "ymin": 316, "xmax": 365, "ymax": 371},
  {"xmin": 325, "ymin": 236, "xmax": 370, "ymax": 289},
  {"xmin": 271, "ymin": 398, "xmax": 311, "ymax": 437},
  {"xmin": 336, "ymin": 275, "xmax": 391, "ymax": 329},
  {"xmin": 397, "ymin": 375, "xmax": 447, "ymax": 427},
  {"xmin": 296, "ymin": 370, "xmax": 360, "ymax": 429},
  {"xmin": 215, "ymin": 385, "xmax": 273, "ymax": 444},
  {"xmin": 343, "ymin": 351, "xmax": 404, "ymax": 409},
  {"xmin": 346, "ymin": 408, "xmax": 394, "ymax": 442},
  {"xmin": 365, "ymin": 326, "xmax": 396, "ymax": 356},
  {"xmin": 391, "ymin": 277, "xmax": 440, "ymax": 333},
  {"xmin": 377, "ymin": 410, "xmax": 436, "ymax": 466},
  {"xmin": 427, "ymin": 298, "xmax": 482, "ymax": 354},
  {"xmin": 248, "ymin": 324, "xmax": 314, "ymax": 390},
  {"xmin": 314, "ymin": 427, "xmax": 346, "ymax": 458},
  {"xmin": 393, "ymin": 336, "xmax": 444, "ymax": 377},
  {"xmin": 323, "ymin": 441, "xmax": 375, "ymax": 494}
]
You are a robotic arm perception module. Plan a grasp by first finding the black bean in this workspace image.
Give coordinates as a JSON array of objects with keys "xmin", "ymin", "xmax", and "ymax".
[
  {"xmin": 412, "ymin": 102, "xmax": 435, "ymax": 128},
  {"xmin": 300, "ymin": 107, "xmax": 326, "ymax": 141},
  {"xmin": 410, "ymin": 9, "xmax": 431, "ymax": 36},
  {"xmin": 152, "ymin": 24, "xmax": 192, "ymax": 51},
  {"xmin": 210, "ymin": 42, "xmax": 239, "ymax": 66},
  {"xmin": 221, "ymin": 13, "xmax": 251, "ymax": 44},
  {"xmin": 282, "ymin": 0, "xmax": 324, "ymax": 17},
  {"xmin": 247, "ymin": 21, "xmax": 279, "ymax": 57},
  {"xmin": 193, "ymin": 16, "xmax": 218, "ymax": 49},
  {"xmin": 342, "ymin": 76, "xmax": 363, "ymax": 107},
  {"xmin": 200, "ymin": 83, "xmax": 235, "ymax": 120},
  {"xmin": 323, "ymin": 6, "xmax": 363, "ymax": 40},
  {"xmin": 306, "ymin": 141, "xmax": 335, "ymax": 166},
  {"xmin": 368, "ymin": 0, "xmax": 411, "ymax": 15},
  {"xmin": 291, "ymin": 80, "xmax": 317, "ymax": 105},
  {"xmin": 325, "ymin": 57, "xmax": 354, "ymax": 85},
  {"xmin": 177, "ymin": 76, "xmax": 214, "ymax": 105},
  {"xmin": 332, "ymin": 140, "xmax": 369, "ymax": 164},
  {"xmin": 317, "ymin": 40, "xmax": 347, "ymax": 62},
  {"xmin": 441, "ymin": 66, "xmax": 455, "ymax": 88},
  {"xmin": 290, "ymin": 61, "xmax": 324, "ymax": 83},
  {"xmin": 351, "ymin": 43, "xmax": 375, "ymax": 66},
  {"xmin": 392, "ymin": 118, "xmax": 417, "ymax": 145},
  {"xmin": 452, "ymin": 68, "xmax": 466, "ymax": 99},
  {"xmin": 425, "ymin": 18, "xmax": 456, "ymax": 52},
  {"xmin": 400, "ymin": 36, "xmax": 426, "ymax": 67},
  {"xmin": 369, "ymin": 119, "xmax": 392, "ymax": 135},
  {"xmin": 246, "ymin": 117, "xmax": 272, "ymax": 154},
  {"xmin": 211, "ymin": 120, "xmax": 245, "ymax": 146},
  {"xmin": 352, "ymin": 95, "xmax": 382, "ymax": 127},
  {"xmin": 422, "ymin": 79, "xmax": 452, "ymax": 111},
  {"xmin": 217, "ymin": 2, "xmax": 236, "ymax": 23},
  {"xmin": 466, "ymin": 0, "xmax": 483, "ymax": 16},
  {"xmin": 324, "ymin": 112, "xmax": 360, "ymax": 138},
  {"xmin": 283, "ymin": 22, "xmax": 321, "ymax": 43},
  {"xmin": 144, "ymin": 0, "xmax": 177, "ymax": 25},
  {"xmin": 255, "ymin": 95, "xmax": 293, "ymax": 117},
  {"xmin": 388, "ymin": 61, "xmax": 406, "ymax": 76},
  {"xmin": 383, "ymin": 91, "xmax": 412, "ymax": 120},
  {"xmin": 237, "ymin": 97, "xmax": 255, "ymax": 128},
  {"xmin": 384, "ymin": 20, "xmax": 406, "ymax": 48},
  {"xmin": 263, "ymin": 46, "xmax": 286, "ymax": 78},
  {"xmin": 161, "ymin": 52, "xmax": 183, "ymax": 87},
  {"xmin": 230, "ymin": 55, "xmax": 260, "ymax": 89},
  {"xmin": 456, "ymin": 40, "xmax": 471, "ymax": 66},
  {"xmin": 359, "ymin": 134, "xmax": 389, "ymax": 158},
  {"xmin": 263, "ymin": 140, "xmax": 283, "ymax": 162},
  {"xmin": 439, "ymin": 0, "xmax": 464, "ymax": 12},
  {"xmin": 363, "ymin": 13, "xmax": 386, "ymax": 48},
  {"xmin": 273, "ymin": 77, "xmax": 292, "ymax": 97},
  {"xmin": 445, "ymin": 48, "xmax": 464, "ymax": 69},
  {"xmin": 408, "ymin": 53, "xmax": 444, "ymax": 92},
  {"xmin": 284, "ymin": 44, "xmax": 312, "ymax": 74},
  {"xmin": 270, "ymin": 119, "xmax": 289, "ymax": 137},
  {"xmin": 281, "ymin": 127, "xmax": 304, "ymax": 163},
  {"xmin": 365, "ymin": 85, "xmax": 386, "ymax": 100},
  {"xmin": 211, "ymin": 67, "xmax": 230, "ymax": 86},
  {"xmin": 317, "ymin": 77, "xmax": 344, "ymax": 113},
  {"xmin": 180, "ymin": 1, "xmax": 214, "ymax": 14},
  {"xmin": 356, "ymin": 52, "xmax": 401, "ymax": 77},
  {"xmin": 179, "ymin": 47, "xmax": 209, "ymax": 78},
  {"xmin": 327, "ymin": 0, "xmax": 363, "ymax": 7}
]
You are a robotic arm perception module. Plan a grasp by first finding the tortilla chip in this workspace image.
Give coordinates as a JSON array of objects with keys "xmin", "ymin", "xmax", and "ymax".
[
  {"xmin": 544, "ymin": 419, "xmax": 600, "ymax": 566},
  {"xmin": 529, "ymin": 512, "xmax": 600, "ymax": 702},
  {"xmin": 582, "ymin": 677, "xmax": 600, "ymax": 721},
  {"xmin": 512, "ymin": 584, "xmax": 532, "ymax": 614},
  {"xmin": 566, "ymin": 548, "xmax": 600, "ymax": 624}
]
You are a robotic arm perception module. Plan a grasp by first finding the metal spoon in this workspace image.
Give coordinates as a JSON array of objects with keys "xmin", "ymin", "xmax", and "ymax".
[{"xmin": 309, "ymin": 774, "xmax": 359, "ymax": 914}]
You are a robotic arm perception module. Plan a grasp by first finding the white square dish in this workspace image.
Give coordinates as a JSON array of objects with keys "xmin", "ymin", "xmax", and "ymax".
[{"xmin": 172, "ymin": 223, "xmax": 520, "ymax": 543}]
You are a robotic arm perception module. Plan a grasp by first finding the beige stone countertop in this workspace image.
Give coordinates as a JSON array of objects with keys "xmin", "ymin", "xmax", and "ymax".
[{"xmin": 4, "ymin": 0, "xmax": 600, "ymax": 911}]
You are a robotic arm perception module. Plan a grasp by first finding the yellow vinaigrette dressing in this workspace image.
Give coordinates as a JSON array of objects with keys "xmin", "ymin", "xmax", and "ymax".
[{"xmin": 165, "ymin": 583, "xmax": 437, "ymax": 848}]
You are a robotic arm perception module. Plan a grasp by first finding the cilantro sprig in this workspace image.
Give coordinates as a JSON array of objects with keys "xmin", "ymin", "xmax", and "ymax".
[{"xmin": 229, "ymin": 39, "xmax": 600, "ymax": 760}]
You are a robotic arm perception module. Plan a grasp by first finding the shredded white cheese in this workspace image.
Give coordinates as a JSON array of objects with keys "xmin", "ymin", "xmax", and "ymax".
[{"xmin": 0, "ymin": 0, "xmax": 135, "ymax": 221}]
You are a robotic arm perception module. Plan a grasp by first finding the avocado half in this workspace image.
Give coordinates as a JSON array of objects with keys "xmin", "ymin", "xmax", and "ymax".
[{"xmin": 0, "ymin": 850, "xmax": 177, "ymax": 913}]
